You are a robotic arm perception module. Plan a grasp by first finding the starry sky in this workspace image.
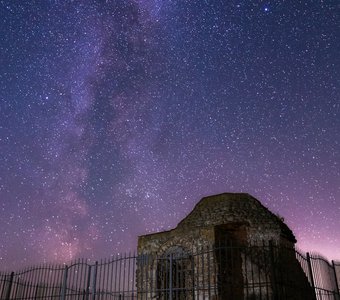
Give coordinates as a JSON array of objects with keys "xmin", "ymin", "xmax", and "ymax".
[{"xmin": 0, "ymin": 0, "xmax": 339, "ymax": 270}]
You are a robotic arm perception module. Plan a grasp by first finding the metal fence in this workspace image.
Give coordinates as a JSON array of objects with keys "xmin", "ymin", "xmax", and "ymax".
[{"xmin": 0, "ymin": 244, "xmax": 339, "ymax": 300}]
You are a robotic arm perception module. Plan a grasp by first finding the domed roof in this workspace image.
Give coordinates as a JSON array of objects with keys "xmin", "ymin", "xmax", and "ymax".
[{"xmin": 177, "ymin": 193, "xmax": 296, "ymax": 243}]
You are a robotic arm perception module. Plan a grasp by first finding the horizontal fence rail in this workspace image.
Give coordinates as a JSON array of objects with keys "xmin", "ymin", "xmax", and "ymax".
[{"xmin": 0, "ymin": 244, "xmax": 339, "ymax": 300}]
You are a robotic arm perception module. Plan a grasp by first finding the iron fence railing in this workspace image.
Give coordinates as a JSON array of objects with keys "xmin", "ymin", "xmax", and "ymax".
[{"xmin": 0, "ymin": 244, "xmax": 339, "ymax": 300}]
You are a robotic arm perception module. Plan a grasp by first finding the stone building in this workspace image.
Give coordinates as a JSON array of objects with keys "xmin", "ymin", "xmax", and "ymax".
[{"xmin": 137, "ymin": 193, "xmax": 316, "ymax": 299}]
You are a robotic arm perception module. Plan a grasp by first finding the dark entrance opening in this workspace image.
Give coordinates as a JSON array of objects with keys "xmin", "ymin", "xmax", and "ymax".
[{"xmin": 215, "ymin": 223, "xmax": 247, "ymax": 300}]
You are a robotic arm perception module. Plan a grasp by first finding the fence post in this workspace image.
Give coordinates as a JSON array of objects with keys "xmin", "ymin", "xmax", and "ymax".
[
  {"xmin": 169, "ymin": 254, "xmax": 173, "ymax": 300},
  {"xmin": 332, "ymin": 261, "xmax": 340, "ymax": 295},
  {"xmin": 306, "ymin": 253, "xmax": 316, "ymax": 292},
  {"xmin": 5, "ymin": 272, "xmax": 14, "ymax": 300},
  {"xmin": 85, "ymin": 265, "xmax": 92, "ymax": 300},
  {"xmin": 91, "ymin": 262, "xmax": 98, "ymax": 300},
  {"xmin": 191, "ymin": 254, "xmax": 195, "ymax": 300},
  {"xmin": 61, "ymin": 265, "xmax": 68, "ymax": 300},
  {"xmin": 269, "ymin": 241, "xmax": 278, "ymax": 300}
]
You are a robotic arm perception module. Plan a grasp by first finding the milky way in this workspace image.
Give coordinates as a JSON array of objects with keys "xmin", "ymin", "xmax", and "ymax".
[{"xmin": 0, "ymin": 0, "xmax": 339, "ymax": 270}]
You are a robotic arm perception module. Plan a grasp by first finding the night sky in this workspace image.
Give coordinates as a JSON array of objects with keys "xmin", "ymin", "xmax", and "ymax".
[{"xmin": 0, "ymin": 0, "xmax": 339, "ymax": 270}]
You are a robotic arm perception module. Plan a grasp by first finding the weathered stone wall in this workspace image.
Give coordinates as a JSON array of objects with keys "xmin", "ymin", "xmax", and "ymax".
[{"xmin": 138, "ymin": 226, "xmax": 215, "ymax": 255}]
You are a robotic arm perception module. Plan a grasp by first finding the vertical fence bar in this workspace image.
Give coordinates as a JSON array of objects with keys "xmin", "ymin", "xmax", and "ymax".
[
  {"xmin": 201, "ymin": 246, "xmax": 205, "ymax": 299},
  {"xmin": 80, "ymin": 259, "xmax": 85, "ymax": 297},
  {"xmin": 207, "ymin": 245, "xmax": 211, "ymax": 299},
  {"xmin": 106, "ymin": 258, "xmax": 110, "ymax": 297},
  {"xmin": 149, "ymin": 254, "xmax": 154, "ymax": 299},
  {"xmin": 19, "ymin": 269, "xmax": 26, "ymax": 299},
  {"xmin": 85, "ymin": 265, "xmax": 91, "ymax": 300},
  {"xmin": 332, "ymin": 261, "xmax": 340, "ymax": 295},
  {"xmin": 19, "ymin": 270, "xmax": 25, "ymax": 299},
  {"xmin": 169, "ymin": 253, "xmax": 173, "ymax": 300},
  {"xmin": 132, "ymin": 252, "xmax": 136, "ymax": 299},
  {"xmin": 144, "ymin": 254, "xmax": 148, "ymax": 300},
  {"xmin": 0, "ymin": 273, "xmax": 3, "ymax": 298},
  {"xmin": 42, "ymin": 265, "xmax": 48, "ymax": 298},
  {"xmin": 141, "ymin": 254, "xmax": 145, "ymax": 300},
  {"xmin": 61, "ymin": 266, "xmax": 68, "ymax": 300},
  {"xmin": 118, "ymin": 256, "xmax": 122, "ymax": 297},
  {"xmin": 57, "ymin": 265, "xmax": 62, "ymax": 297},
  {"xmin": 5, "ymin": 272, "xmax": 14, "ymax": 300},
  {"xmin": 49, "ymin": 265, "xmax": 54, "ymax": 298},
  {"xmin": 257, "ymin": 246, "xmax": 262, "ymax": 300},
  {"xmin": 191, "ymin": 251, "xmax": 195, "ymax": 300},
  {"xmin": 97, "ymin": 260, "xmax": 101, "ymax": 298},
  {"xmin": 33, "ymin": 267, "xmax": 39, "ymax": 300},
  {"xmin": 40, "ymin": 265, "xmax": 46, "ymax": 298},
  {"xmin": 91, "ymin": 262, "xmax": 98, "ymax": 300},
  {"xmin": 109, "ymin": 257, "xmax": 114, "ymax": 297},
  {"xmin": 12, "ymin": 273, "xmax": 19, "ymax": 299},
  {"xmin": 114, "ymin": 255, "xmax": 118, "ymax": 297},
  {"xmin": 127, "ymin": 252, "xmax": 131, "ymax": 293},
  {"xmin": 307, "ymin": 253, "xmax": 316, "ymax": 294},
  {"xmin": 269, "ymin": 241, "xmax": 278, "ymax": 300},
  {"xmin": 123, "ymin": 255, "xmax": 126, "ymax": 297},
  {"xmin": 230, "ymin": 239, "xmax": 234, "ymax": 298},
  {"xmin": 75, "ymin": 260, "xmax": 80, "ymax": 296},
  {"xmin": 265, "ymin": 243, "xmax": 270, "ymax": 300},
  {"xmin": 98, "ymin": 261, "xmax": 102, "ymax": 299},
  {"xmin": 250, "ymin": 244, "xmax": 256, "ymax": 297},
  {"xmin": 33, "ymin": 267, "xmax": 39, "ymax": 299},
  {"xmin": 244, "ymin": 246, "xmax": 249, "ymax": 299},
  {"xmin": 28, "ymin": 266, "xmax": 35, "ymax": 298},
  {"xmin": 0, "ymin": 273, "xmax": 5, "ymax": 298}
]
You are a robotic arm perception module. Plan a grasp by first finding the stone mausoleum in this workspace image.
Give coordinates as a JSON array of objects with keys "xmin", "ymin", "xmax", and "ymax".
[{"xmin": 137, "ymin": 193, "xmax": 315, "ymax": 299}]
